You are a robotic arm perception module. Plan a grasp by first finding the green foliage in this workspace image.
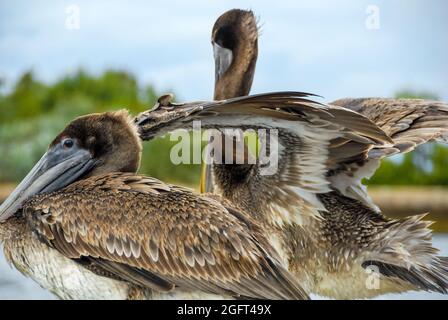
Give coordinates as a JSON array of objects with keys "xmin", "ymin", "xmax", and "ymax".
[
  {"xmin": 140, "ymin": 136, "xmax": 201, "ymax": 186},
  {"xmin": 0, "ymin": 69, "xmax": 149, "ymax": 125},
  {"xmin": 394, "ymin": 89, "xmax": 438, "ymax": 100},
  {"xmin": 0, "ymin": 69, "xmax": 200, "ymax": 185},
  {"xmin": 367, "ymin": 144, "xmax": 448, "ymax": 186}
]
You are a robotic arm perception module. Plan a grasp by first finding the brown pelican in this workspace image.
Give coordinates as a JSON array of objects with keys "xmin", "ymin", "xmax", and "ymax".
[
  {"xmin": 190, "ymin": 9, "xmax": 448, "ymax": 298},
  {"xmin": 0, "ymin": 109, "xmax": 311, "ymax": 300}
]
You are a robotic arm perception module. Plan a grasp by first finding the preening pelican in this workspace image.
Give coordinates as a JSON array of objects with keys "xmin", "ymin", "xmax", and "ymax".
[{"xmin": 193, "ymin": 8, "xmax": 448, "ymax": 299}]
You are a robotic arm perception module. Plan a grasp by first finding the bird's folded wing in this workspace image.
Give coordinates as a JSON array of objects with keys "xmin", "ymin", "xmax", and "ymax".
[
  {"xmin": 136, "ymin": 92, "xmax": 392, "ymax": 219},
  {"xmin": 23, "ymin": 172, "xmax": 308, "ymax": 300}
]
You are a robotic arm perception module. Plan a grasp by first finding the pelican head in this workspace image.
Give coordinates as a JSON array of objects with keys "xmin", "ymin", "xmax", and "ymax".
[
  {"xmin": 212, "ymin": 9, "xmax": 258, "ymax": 100},
  {"xmin": 0, "ymin": 110, "xmax": 141, "ymax": 222}
]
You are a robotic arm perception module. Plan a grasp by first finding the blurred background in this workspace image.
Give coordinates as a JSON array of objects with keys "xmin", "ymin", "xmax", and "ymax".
[{"xmin": 0, "ymin": 0, "xmax": 447, "ymax": 299}]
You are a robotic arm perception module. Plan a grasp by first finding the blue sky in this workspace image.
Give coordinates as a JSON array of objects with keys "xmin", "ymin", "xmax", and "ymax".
[{"xmin": 0, "ymin": 0, "xmax": 447, "ymax": 102}]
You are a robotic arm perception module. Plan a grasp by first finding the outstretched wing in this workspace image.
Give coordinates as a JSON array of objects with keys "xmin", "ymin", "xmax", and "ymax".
[
  {"xmin": 329, "ymin": 98, "xmax": 448, "ymax": 209},
  {"xmin": 332, "ymin": 98, "xmax": 448, "ymax": 152},
  {"xmin": 23, "ymin": 172, "xmax": 308, "ymax": 300},
  {"xmin": 136, "ymin": 92, "xmax": 392, "ymax": 223}
]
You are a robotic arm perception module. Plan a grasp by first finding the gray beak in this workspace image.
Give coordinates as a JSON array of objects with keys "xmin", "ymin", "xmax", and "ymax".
[
  {"xmin": 0, "ymin": 145, "xmax": 95, "ymax": 222},
  {"xmin": 213, "ymin": 42, "xmax": 233, "ymax": 82}
]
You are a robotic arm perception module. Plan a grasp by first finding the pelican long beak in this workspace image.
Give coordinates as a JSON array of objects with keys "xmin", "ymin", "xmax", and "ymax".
[
  {"xmin": 213, "ymin": 42, "xmax": 233, "ymax": 82},
  {"xmin": 0, "ymin": 145, "xmax": 95, "ymax": 222}
]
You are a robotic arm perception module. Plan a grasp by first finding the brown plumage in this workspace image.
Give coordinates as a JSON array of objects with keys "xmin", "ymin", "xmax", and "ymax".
[
  {"xmin": 136, "ymin": 92, "xmax": 448, "ymax": 298},
  {"xmin": 24, "ymin": 172, "xmax": 308, "ymax": 299},
  {"xmin": 331, "ymin": 98, "xmax": 448, "ymax": 151},
  {"xmin": 137, "ymin": 91, "xmax": 393, "ymax": 217},
  {"xmin": 0, "ymin": 110, "xmax": 308, "ymax": 300},
  {"xmin": 137, "ymin": 8, "xmax": 448, "ymax": 299},
  {"xmin": 212, "ymin": 9, "xmax": 258, "ymax": 100},
  {"xmin": 329, "ymin": 98, "xmax": 448, "ymax": 206}
]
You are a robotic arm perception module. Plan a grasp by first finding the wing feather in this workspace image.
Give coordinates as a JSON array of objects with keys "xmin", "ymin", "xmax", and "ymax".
[
  {"xmin": 24, "ymin": 172, "xmax": 308, "ymax": 300},
  {"xmin": 136, "ymin": 92, "xmax": 392, "ymax": 222},
  {"xmin": 330, "ymin": 98, "xmax": 448, "ymax": 208}
]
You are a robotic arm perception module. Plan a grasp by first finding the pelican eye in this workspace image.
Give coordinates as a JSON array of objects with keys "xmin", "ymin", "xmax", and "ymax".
[{"xmin": 62, "ymin": 138, "xmax": 74, "ymax": 149}]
